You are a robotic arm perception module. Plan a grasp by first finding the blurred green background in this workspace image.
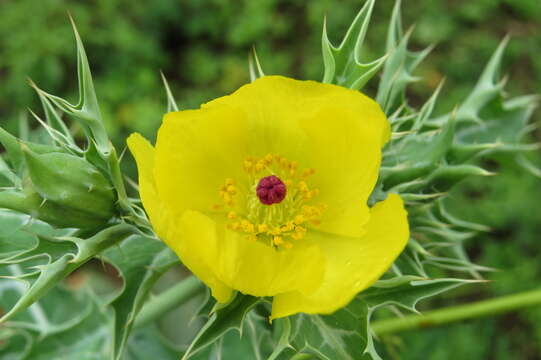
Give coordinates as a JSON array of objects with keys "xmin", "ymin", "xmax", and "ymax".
[{"xmin": 0, "ymin": 0, "xmax": 539, "ymax": 358}]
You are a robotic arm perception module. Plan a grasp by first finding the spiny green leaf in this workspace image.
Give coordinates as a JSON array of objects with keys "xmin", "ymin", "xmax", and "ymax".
[
  {"xmin": 457, "ymin": 95, "xmax": 539, "ymax": 148},
  {"xmin": 30, "ymin": 17, "xmax": 110, "ymax": 156},
  {"xmin": 322, "ymin": 0, "xmax": 386, "ymax": 90},
  {"xmin": 433, "ymin": 200, "xmax": 490, "ymax": 232},
  {"xmin": 21, "ymin": 292, "xmax": 113, "ymax": 360},
  {"xmin": 430, "ymin": 37, "xmax": 509, "ymax": 127},
  {"xmin": 360, "ymin": 277, "xmax": 479, "ymax": 313},
  {"xmin": 382, "ymin": 117, "xmax": 455, "ymax": 188},
  {"xmin": 103, "ymin": 237, "xmax": 178, "ymax": 360},
  {"xmin": 27, "ymin": 109, "xmax": 78, "ymax": 154},
  {"xmin": 36, "ymin": 86, "xmax": 74, "ymax": 145},
  {"xmin": 182, "ymin": 294, "xmax": 261, "ymax": 359},
  {"xmin": 376, "ymin": 0, "xmax": 433, "ymax": 114},
  {"xmin": 281, "ymin": 298, "xmax": 371, "ymax": 360},
  {"xmin": 199, "ymin": 311, "xmax": 274, "ymax": 360},
  {"xmin": 0, "ymin": 224, "xmax": 136, "ymax": 324}
]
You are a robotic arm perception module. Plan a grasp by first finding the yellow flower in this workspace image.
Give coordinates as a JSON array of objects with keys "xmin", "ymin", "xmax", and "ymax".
[{"xmin": 127, "ymin": 76, "xmax": 409, "ymax": 319}]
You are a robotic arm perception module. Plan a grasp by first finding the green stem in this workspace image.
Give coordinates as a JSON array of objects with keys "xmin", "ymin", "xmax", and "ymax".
[
  {"xmin": 290, "ymin": 354, "xmax": 315, "ymax": 360},
  {"xmin": 134, "ymin": 276, "xmax": 205, "ymax": 328},
  {"xmin": 372, "ymin": 287, "xmax": 541, "ymax": 336}
]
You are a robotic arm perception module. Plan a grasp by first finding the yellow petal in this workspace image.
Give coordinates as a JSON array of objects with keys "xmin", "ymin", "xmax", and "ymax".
[
  {"xmin": 297, "ymin": 104, "xmax": 384, "ymax": 237},
  {"xmin": 155, "ymin": 105, "xmax": 250, "ymax": 217},
  {"xmin": 271, "ymin": 194, "xmax": 408, "ymax": 319},
  {"xmin": 126, "ymin": 133, "xmax": 166, "ymax": 237},
  {"xmin": 128, "ymin": 133, "xmax": 233, "ymax": 302},
  {"xmin": 204, "ymin": 76, "xmax": 390, "ymax": 237},
  {"xmin": 178, "ymin": 210, "xmax": 326, "ymax": 298}
]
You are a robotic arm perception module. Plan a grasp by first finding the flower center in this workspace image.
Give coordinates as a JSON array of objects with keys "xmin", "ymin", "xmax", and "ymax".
[
  {"xmin": 256, "ymin": 175, "xmax": 287, "ymax": 205},
  {"xmin": 214, "ymin": 154, "xmax": 326, "ymax": 250}
]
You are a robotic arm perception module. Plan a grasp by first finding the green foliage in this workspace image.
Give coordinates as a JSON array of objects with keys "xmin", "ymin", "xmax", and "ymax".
[{"xmin": 321, "ymin": 0, "xmax": 386, "ymax": 89}]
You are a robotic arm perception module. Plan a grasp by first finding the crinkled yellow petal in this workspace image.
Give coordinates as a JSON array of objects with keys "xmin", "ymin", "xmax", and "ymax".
[
  {"xmin": 155, "ymin": 105, "xmax": 250, "ymax": 216},
  {"xmin": 126, "ymin": 133, "xmax": 167, "ymax": 237},
  {"xmin": 296, "ymin": 105, "xmax": 384, "ymax": 237},
  {"xmin": 127, "ymin": 133, "xmax": 233, "ymax": 302},
  {"xmin": 270, "ymin": 194, "xmax": 408, "ymax": 319},
  {"xmin": 204, "ymin": 76, "xmax": 390, "ymax": 237},
  {"xmin": 178, "ymin": 210, "xmax": 326, "ymax": 298}
]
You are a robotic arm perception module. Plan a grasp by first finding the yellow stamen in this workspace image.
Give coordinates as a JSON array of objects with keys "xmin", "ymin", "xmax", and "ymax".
[
  {"xmin": 294, "ymin": 215, "xmax": 305, "ymax": 225},
  {"xmin": 219, "ymin": 153, "xmax": 327, "ymax": 249},
  {"xmin": 255, "ymin": 160, "xmax": 265, "ymax": 172},
  {"xmin": 273, "ymin": 236, "xmax": 284, "ymax": 246}
]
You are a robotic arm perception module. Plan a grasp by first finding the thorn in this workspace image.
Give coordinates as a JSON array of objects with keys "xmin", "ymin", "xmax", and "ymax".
[{"xmin": 118, "ymin": 145, "xmax": 127, "ymax": 162}]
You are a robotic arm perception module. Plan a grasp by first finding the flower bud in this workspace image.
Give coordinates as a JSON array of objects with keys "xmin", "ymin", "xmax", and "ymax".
[{"xmin": 15, "ymin": 145, "xmax": 116, "ymax": 228}]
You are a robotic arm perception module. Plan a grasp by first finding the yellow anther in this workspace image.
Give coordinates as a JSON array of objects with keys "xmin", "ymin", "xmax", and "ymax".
[
  {"xmin": 247, "ymin": 234, "xmax": 258, "ymax": 242},
  {"xmin": 301, "ymin": 205, "xmax": 314, "ymax": 216},
  {"xmin": 227, "ymin": 211, "xmax": 237, "ymax": 219},
  {"xmin": 298, "ymin": 181, "xmax": 308, "ymax": 192},
  {"xmin": 303, "ymin": 191, "xmax": 314, "ymax": 200},
  {"xmin": 212, "ymin": 204, "xmax": 222, "ymax": 211},
  {"xmin": 294, "ymin": 215, "xmax": 305, "ymax": 225},
  {"xmin": 257, "ymin": 223, "xmax": 268, "ymax": 233},
  {"xmin": 228, "ymin": 222, "xmax": 240, "ymax": 231},
  {"xmin": 264, "ymin": 154, "xmax": 273, "ymax": 163},
  {"xmin": 255, "ymin": 160, "xmax": 265, "ymax": 172},
  {"xmin": 273, "ymin": 236, "xmax": 284, "ymax": 246},
  {"xmin": 225, "ymin": 178, "xmax": 235, "ymax": 186},
  {"xmin": 271, "ymin": 227, "xmax": 282, "ymax": 236},
  {"xmin": 226, "ymin": 185, "xmax": 237, "ymax": 194},
  {"xmin": 241, "ymin": 220, "xmax": 255, "ymax": 233},
  {"xmin": 244, "ymin": 159, "xmax": 253, "ymax": 172},
  {"xmin": 302, "ymin": 168, "xmax": 315, "ymax": 177},
  {"xmin": 283, "ymin": 241, "xmax": 293, "ymax": 249},
  {"xmin": 281, "ymin": 221, "xmax": 294, "ymax": 232},
  {"xmin": 222, "ymin": 192, "xmax": 232, "ymax": 204}
]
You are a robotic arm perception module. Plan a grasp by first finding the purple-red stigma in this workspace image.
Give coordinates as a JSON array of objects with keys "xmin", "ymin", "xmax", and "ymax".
[{"xmin": 256, "ymin": 175, "xmax": 287, "ymax": 205}]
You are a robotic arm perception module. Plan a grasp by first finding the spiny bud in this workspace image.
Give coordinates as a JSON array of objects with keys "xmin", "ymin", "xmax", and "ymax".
[{"xmin": 14, "ymin": 145, "xmax": 116, "ymax": 228}]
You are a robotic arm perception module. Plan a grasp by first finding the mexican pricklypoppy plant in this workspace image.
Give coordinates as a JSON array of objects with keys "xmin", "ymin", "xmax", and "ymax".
[{"xmin": 128, "ymin": 76, "xmax": 409, "ymax": 319}]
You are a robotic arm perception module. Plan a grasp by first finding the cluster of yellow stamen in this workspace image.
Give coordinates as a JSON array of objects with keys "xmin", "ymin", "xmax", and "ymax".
[
  {"xmin": 214, "ymin": 154, "xmax": 326, "ymax": 250},
  {"xmin": 217, "ymin": 178, "xmax": 237, "ymax": 208}
]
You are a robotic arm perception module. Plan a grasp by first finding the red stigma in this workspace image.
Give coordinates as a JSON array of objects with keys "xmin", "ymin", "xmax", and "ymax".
[{"xmin": 256, "ymin": 175, "xmax": 287, "ymax": 205}]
